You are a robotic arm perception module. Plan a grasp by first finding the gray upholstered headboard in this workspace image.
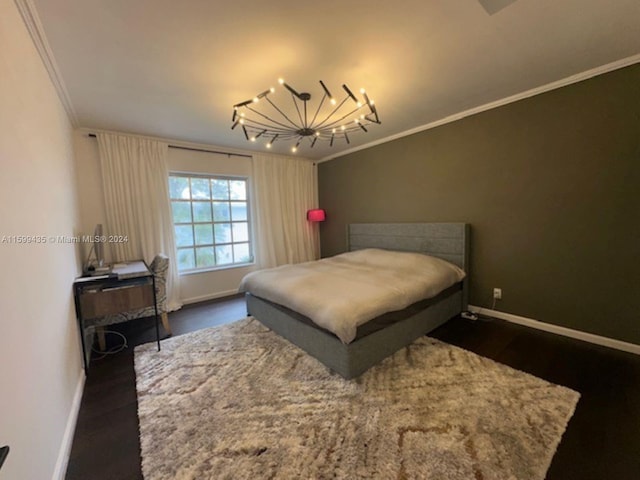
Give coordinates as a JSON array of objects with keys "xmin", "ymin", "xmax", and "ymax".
[
  {"xmin": 348, "ymin": 223, "xmax": 470, "ymax": 308},
  {"xmin": 348, "ymin": 223, "xmax": 469, "ymax": 270}
]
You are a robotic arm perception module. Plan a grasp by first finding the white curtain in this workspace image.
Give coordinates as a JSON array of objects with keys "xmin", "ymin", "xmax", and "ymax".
[
  {"xmin": 97, "ymin": 132, "xmax": 182, "ymax": 311},
  {"xmin": 252, "ymin": 153, "xmax": 319, "ymax": 268}
]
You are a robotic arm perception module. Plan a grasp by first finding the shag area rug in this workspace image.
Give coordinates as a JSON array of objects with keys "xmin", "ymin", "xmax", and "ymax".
[{"xmin": 135, "ymin": 318, "xmax": 580, "ymax": 480}]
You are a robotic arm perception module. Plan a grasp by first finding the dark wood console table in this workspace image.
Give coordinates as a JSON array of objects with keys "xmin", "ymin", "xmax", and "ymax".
[{"xmin": 73, "ymin": 260, "xmax": 160, "ymax": 372}]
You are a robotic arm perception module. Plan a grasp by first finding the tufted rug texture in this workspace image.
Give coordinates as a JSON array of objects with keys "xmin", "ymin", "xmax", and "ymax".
[{"xmin": 135, "ymin": 317, "xmax": 580, "ymax": 480}]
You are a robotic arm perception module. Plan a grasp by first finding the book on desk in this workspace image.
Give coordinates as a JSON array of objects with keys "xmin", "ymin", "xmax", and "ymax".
[{"xmin": 82, "ymin": 260, "xmax": 150, "ymax": 281}]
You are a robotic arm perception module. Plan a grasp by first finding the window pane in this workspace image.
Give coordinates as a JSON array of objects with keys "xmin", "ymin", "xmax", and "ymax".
[
  {"xmin": 171, "ymin": 201, "xmax": 192, "ymax": 223},
  {"xmin": 194, "ymin": 224, "xmax": 213, "ymax": 246},
  {"xmin": 211, "ymin": 179, "xmax": 229, "ymax": 200},
  {"xmin": 231, "ymin": 202, "xmax": 247, "ymax": 221},
  {"xmin": 192, "ymin": 201, "xmax": 212, "ymax": 222},
  {"xmin": 233, "ymin": 243, "xmax": 251, "ymax": 263},
  {"xmin": 232, "ymin": 222, "xmax": 249, "ymax": 242},
  {"xmin": 191, "ymin": 178, "xmax": 211, "ymax": 199},
  {"xmin": 177, "ymin": 248, "xmax": 195, "ymax": 269},
  {"xmin": 229, "ymin": 180, "xmax": 246, "ymax": 200},
  {"xmin": 169, "ymin": 177, "xmax": 190, "ymax": 199},
  {"xmin": 215, "ymin": 244, "xmax": 233, "ymax": 265},
  {"xmin": 214, "ymin": 223, "xmax": 232, "ymax": 243},
  {"xmin": 196, "ymin": 246, "xmax": 215, "ymax": 267},
  {"xmin": 175, "ymin": 225, "xmax": 194, "ymax": 247},
  {"xmin": 213, "ymin": 202, "xmax": 230, "ymax": 221}
]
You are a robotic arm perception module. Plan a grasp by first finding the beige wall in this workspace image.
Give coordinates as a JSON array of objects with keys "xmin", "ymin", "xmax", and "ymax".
[
  {"xmin": 319, "ymin": 63, "xmax": 640, "ymax": 345},
  {"xmin": 73, "ymin": 133, "xmax": 258, "ymax": 303},
  {"xmin": 0, "ymin": 1, "xmax": 84, "ymax": 479}
]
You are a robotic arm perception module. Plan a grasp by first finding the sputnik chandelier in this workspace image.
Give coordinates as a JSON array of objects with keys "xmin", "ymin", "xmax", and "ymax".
[{"xmin": 231, "ymin": 78, "xmax": 380, "ymax": 153}]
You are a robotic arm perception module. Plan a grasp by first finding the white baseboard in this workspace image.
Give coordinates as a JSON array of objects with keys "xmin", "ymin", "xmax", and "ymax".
[
  {"xmin": 52, "ymin": 369, "xmax": 85, "ymax": 480},
  {"xmin": 469, "ymin": 305, "xmax": 640, "ymax": 356},
  {"xmin": 181, "ymin": 289, "xmax": 242, "ymax": 306}
]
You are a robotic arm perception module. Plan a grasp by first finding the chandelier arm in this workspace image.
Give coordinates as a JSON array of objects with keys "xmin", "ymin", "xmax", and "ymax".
[
  {"xmin": 291, "ymin": 93, "xmax": 305, "ymax": 128},
  {"xmin": 303, "ymin": 98, "xmax": 308, "ymax": 128},
  {"xmin": 315, "ymin": 125, "xmax": 361, "ymax": 138},
  {"xmin": 244, "ymin": 104, "xmax": 299, "ymax": 131},
  {"xmin": 311, "ymin": 96, "xmax": 351, "ymax": 129},
  {"xmin": 244, "ymin": 130, "xmax": 302, "ymax": 141},
  {"xmin": 264, "ymin": 97, "xmax": 301, "ymax": 129},
  {"xmin": 241, "ymin": 115, "xmax": 296, "ymax": 131},
  {"xmin": 317, "ymin": 105, "xmax": 364, "ymax": 130},
  {"xmin": 243, "ymin": 123, "xmax": 298, "ymax": 135},
  {"xmin": 309, "ymin": 94, "xmax": 327, "ymax": 127},
  {"xmin": 243, "ymin": 123, "xmax": 300, "ymax": 135}
]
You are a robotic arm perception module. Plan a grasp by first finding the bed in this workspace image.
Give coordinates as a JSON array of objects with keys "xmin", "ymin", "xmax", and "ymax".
[{"xmin": 243, "ymin": 223, "xmax": 470, "ymax": 379}]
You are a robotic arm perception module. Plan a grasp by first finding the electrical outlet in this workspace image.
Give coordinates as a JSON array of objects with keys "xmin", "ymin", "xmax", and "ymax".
[{"xmin": 493, "ymin": 288, "xmax": 502, "ymax": 300}]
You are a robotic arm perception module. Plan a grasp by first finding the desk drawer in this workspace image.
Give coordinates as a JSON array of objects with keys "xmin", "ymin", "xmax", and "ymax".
[{"xmin": 79, "ymin": 283, "xmax": 154, "ymax": 319}]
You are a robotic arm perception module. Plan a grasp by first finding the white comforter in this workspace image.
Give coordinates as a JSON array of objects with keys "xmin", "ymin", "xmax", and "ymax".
[{"xmin": 239, "ymin": 248, "xmax": 466, "ymax": 344}]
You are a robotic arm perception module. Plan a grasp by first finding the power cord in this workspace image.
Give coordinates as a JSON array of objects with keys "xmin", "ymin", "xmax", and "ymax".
[
  {"xmin": 91, "ymin": 330, "xmax": 128, "ymax": 360},
  {"xmin": 463, "ymin": 292, "xmax": 498, "ymax": 322}
]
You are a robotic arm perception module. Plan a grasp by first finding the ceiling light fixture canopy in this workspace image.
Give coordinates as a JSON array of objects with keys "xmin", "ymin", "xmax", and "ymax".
[{"xmin": 231, "ymin": 78, "xmax": 380, "ymax": 153}]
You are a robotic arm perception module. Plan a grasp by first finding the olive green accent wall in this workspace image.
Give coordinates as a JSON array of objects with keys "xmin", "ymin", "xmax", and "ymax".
[{"xmin": 318, "ymin": 63, "xmax": 640, "ymax": 345}]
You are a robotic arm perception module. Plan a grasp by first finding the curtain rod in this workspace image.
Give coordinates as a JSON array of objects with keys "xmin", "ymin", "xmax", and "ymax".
[{"xmin": 87, "ymin": 133, "xmax": 253, "ymax": 158}]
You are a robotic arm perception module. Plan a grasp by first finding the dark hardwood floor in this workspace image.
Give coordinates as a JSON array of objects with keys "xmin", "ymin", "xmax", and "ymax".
[{"xmin": 66, "ymin": 297, "xmax": 640, "ymax": 480}]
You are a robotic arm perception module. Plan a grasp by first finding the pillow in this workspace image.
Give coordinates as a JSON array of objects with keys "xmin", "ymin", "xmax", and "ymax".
[{"xmin": 338, "ymin": 248, "xmax": 466, "ymax": 282}]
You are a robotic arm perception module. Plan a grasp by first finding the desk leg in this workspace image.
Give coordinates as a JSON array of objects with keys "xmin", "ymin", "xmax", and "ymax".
[
  {"xmin": 152, "ymin": 276, "xmax": 160, "ymax": 352},
  {"xmin": 73, "ymin": 285, "xmax": 89, "ymax": 374}
]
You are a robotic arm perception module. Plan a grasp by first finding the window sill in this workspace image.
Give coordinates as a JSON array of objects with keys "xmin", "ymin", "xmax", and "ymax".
[{"xmin": 178, "ymin": 262, "xmax": 255, "ymax": 276}]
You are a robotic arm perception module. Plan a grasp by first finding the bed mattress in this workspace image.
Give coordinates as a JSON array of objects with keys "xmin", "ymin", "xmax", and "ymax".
[{"xmin": 247, "ymin": 282, "xmax": 462, "ymax": 342}]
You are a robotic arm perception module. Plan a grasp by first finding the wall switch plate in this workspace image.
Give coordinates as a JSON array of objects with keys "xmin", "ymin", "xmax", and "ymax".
[{"xmin": 493, "ymin": 288, "xmax": 502, "ymax": 300}]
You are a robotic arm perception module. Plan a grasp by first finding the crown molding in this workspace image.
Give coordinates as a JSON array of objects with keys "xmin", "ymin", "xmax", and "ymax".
[
  {"xmin": 319, "ymin": 53, "xmax": 640, "ymax": 163},
  {"xmin": 14, "ymin": 0, "xmax": 79, "ymax": 127}
]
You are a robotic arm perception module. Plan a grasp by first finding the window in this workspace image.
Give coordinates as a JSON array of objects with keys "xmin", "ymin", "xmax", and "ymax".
[{"xmin": 169, "ymin": 174, "xmax": 253, "ymax": 272}]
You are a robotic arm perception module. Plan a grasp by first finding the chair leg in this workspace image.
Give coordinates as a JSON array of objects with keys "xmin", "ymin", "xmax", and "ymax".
[
  {"xmin": 97, "ymin": 327, "xmax": 106, "ymax": 351},
  {"xmin": 161, "ymin": 312, "xmax": 172, "ymax": 335}
]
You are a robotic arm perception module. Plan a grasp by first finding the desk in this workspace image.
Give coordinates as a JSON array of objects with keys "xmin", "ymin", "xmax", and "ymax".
[{"xmin": 73, "ymin": 260, "xmax": 160, "ymax": 372}]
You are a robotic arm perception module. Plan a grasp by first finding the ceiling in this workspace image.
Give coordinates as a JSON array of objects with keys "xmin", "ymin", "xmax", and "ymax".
[{"xmin": 32, "ymin": 0, "xmax": 640, "ymax": 160}]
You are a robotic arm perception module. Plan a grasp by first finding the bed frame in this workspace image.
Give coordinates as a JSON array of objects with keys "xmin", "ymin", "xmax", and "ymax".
[{"xmin": 246, "ymin": 223, "xmax": 470, "ymax": 379}]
